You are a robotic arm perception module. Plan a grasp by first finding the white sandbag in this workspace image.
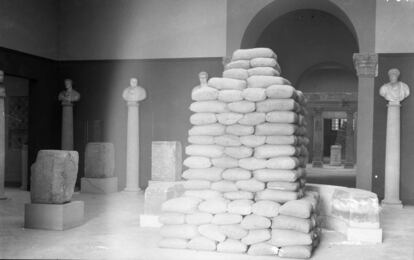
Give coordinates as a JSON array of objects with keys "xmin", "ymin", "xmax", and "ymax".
[
  {"xmin": 250, "ymin": 57, "xmax": 278, "ymax": 68},
  {"xmin": 223, "ymin": 68, "xmax": 249, "ymax": 80},
  {"xmin": 218, "ymin": 89, "xmax": 243, "ymax": 102},
  {"xmin": 184, "ymin": 189, "xmax": 222, "ymax": 200},
  {"xmin": 238, "ymin": 157, "xmax": 267, "ymax": 170},
  {"xmin": 189, "ymin": 124, "xmax": 226, "ymax": 136},
  {"xmin": 267, "ymin": 181, "xmax": 300, "ymax": 191},
  {"xmin": 219, "ymin": 224, "xmax": 248, "ymax": 240},
  {"xmin": 247, "ymin": 243, "xmax": 279, "ymax": 256},
  {"xmin": 255, "ymin": 123, "xmax": 297, "ymax": 136},
  {"xmin": 254, "ymin": 169, "xmax": 302, "ymax": 182},
  {"xmin": 272, "ymin": 215, "xmax": 314, "ymax": 233},
  {"xmin": 279, "ymin": 200, "xmax": 313, "ymax": 219},
  {"xmin": 182, "ymin": 167, "xmax": 223, "ymax": 181},
  {"xmin": 191, "ymin": 85, "xmax": 219, "ymax": 101},
  {"xmin": 190, "ymin": 101, "xmax": 228, "ymax": 113},
  {"xmin": 239, "ymin": 136, "xmax": 266, "ymax": 147},
  {"xmin": 266, "ymin": 136, "xmax": 297, "ymax": 145},
  {"xmin": 216, "ymin": 113, "xmax": 243, "ymax": 125},
  {"xmin": 188, "ymin": 135, "xmax": 215, "ymax": 145},
  {"xmin": 159, "ymin": 213, "xmax": 186, "ymax": 225},
  {"xmin": 161, "ymin": 197, "xmax": 202, "ymax": 214},
  {"xmin": 254, "ymin": 145, "xmax": 298, "ymax": 158},
  {"xmin": 211, "ymin": 180, "xmax": 238, "ymax": 192},
  {"xmin": 185, "ymin": 212, "xmax": 213, "ymax": 225},
  {"xmin": 211, "ymin": 156, "xmax": 239, "ymax": 168},
  {"xmin": 224, "ymin": 191, "xmax": 254, "ymax": 200},
  {"xmin": 248, "ymin": 67, "xmax": 280, "ymax": 77},
  {"xmin": 251, "ymin": 200, "xmax": 281, "ymax": 217},
  {"xmin": 236, "ymin": 178, "xmax": 265, "ymax": 192},
  {"xmin": 214, "ymin": 135, "xmax": 241, "ymax": 147},
  {"xmin": 255, "ymin": 189, "xmax": 300, "ymax": 203},
  {"xmin": 198, "ymin": 198, "xmax": 229, "ymax": 214},
  {"xmin": 296, "ymin": 90, "xmax": 306, "ymax": 104},
  {"xmin": 188, "ymin": 236, "xmax": 217, "ymax": 251},
  {"xmin": 238, "ymin": 112, "xmax": 266, "ymax": 125},
  {"xmin": 265, "ymin": 85, "xmax": 297, "ymax": 99},
  {"xmin": 224, "ymin": 146, "xmax": 253, "ymax": 159},
  {"xmin": 269, "ymin": 229, "xmax": 313, "ymax": 247},
  {"xmin": 208, "ymin": 77, "xmax": 247, "ymax": 90},
  {"xmin": 232, "ymin": 48, "xmax": 276, "ymax": 60},
  {"xmin": 241, "ymin": 229, "xmax": 271, "ymax": 245},
  {"xmin": 185, "ymin": 145, "xmax": 224, "ymax": 158},
  {"xmin": 217, "ymin": 239, "xmax": 247, "ymax": 254},
  {"xmin": 183, "ymin": 156, "xmax": 211, "ymax": 168},
  {"xmin": 227, "ymin": 199, "xmax": 253, "ymax": 215},
  {"xmin": 158, "ymin": 238, "xmax": 188, "ymax": 249},
  {"xmin": 183, "ymin": 180, "xmax": 211, "ymax": 190},
  {"xmin": 225, "ymin": 60, "xmax": 250, "ymax": 70},
  {"xmin": 240, "ymin": 214, "xmax": 271, "ymax": 229},
  {"xmin": 266, "ymin": 111, "xmax": 298, "ymax": 123},
  {"xmin": 190, "ymin": 113, "xmax": 217, "ymax": 125},
  {"xmin": 226, "ymin": 124, "xmax": 254, "ymax": 136},
  {"xmin": 198, "ymin": 224, "xmax": 226, "ymax": 242},
  {"xmin": 212, "ymin": 213, "xmax": 243, "ymax": 225},
  {"xmin": 300, "ymin": 191, "xmax": 319, "ymax": 211},
  {"xmin": 160, "ymin": 224, "xmax": 199, "ymax": 239},
  {"xmin": 241, "ymin": 88, "xmax": 267, "ymax": 102},
  {"xmin": 247, "ymin": 76, "xmax": 290, "ymax": 88},
  {"xmin": 222, "ymin": 168, "xmax": 251, "ymax": 181},
  {"xmin": 228, "ymin": 101, "xmax": 255, "ymax": 113},
  {"xmin": 278, "ymin": 245, "xmax": 313, "ymax": 259},
  {"xmin": 266, "ymin": 157, "xmax": 301, "ymax": 169},
  {"xmin": 256, "ymin": 99, "xmax": 299, "ymax": 112}
]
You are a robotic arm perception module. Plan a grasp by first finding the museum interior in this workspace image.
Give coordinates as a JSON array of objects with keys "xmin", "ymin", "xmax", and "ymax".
[{"xmin": 0, "ymin": 0, "xmax": 414, "ymax": 259}]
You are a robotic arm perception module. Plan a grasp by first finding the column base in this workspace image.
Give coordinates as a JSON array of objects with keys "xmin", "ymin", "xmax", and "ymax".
[
  {"xmin": 312, "ymin": 161, "xmax": 323, "ymax": 168},
  {"xmin": 81, "ymin": 177, "xmax": 118, "ymax": 194},
  {"xmin": 381, "ymin": 199, "xmax": 403, "ymax": 209}
]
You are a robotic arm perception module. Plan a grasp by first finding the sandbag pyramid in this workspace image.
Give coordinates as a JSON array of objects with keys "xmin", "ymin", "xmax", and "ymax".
[{"xmin": 159, "ymin": 48, "xmax": 321, "ymax": 259}]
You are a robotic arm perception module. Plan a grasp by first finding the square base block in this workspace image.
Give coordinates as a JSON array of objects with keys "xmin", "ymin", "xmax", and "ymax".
[
  {"xmin": 139, "ymin": 214, "xmax": 162, "ymax": 227},
  {"xmin": 24, "ymin": 201, "xmax": 84, "ymax": 230},
  {"xmin": 347, "ymin": 227, "xmax": 383, "ymax": 244},
  {"xmin": 81, "ymin": 177, "xmax": 118, "ymax": 194},
  {"xmin": 144, "ymin": 181, "xmax": 184, "ymax": 214}
]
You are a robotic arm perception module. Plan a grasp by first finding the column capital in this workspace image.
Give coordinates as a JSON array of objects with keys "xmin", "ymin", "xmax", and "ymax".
[
  {"xmin": 122, "ymin": 78, "xmax": 146, "ymax": 103},
  {"xmin": 353, "ymin": 53, "xmax": 378, "ymax": 78}
]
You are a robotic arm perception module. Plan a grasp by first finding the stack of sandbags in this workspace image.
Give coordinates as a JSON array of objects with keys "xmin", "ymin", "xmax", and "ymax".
[{"xmin": 158, "ymin": 48, "xmax": 320, "ymax": 259}]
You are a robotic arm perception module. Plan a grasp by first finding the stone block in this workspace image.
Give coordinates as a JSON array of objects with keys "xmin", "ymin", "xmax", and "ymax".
[
  {"xmin": 151, "ymin": 141, "xmax": 182, "ymax": 181},
  {"xmin": 81, "ymin": 177, "xmax": 118, "ymax": 194},
  {"xmin": 84, "ymin": 142, "xmax": 115, "ymax": 178},
  {"xmin": 144, "ymin": 181, "xmax": 184, "ymax": 214},
  {"xmin": 330, "ymin": 145, "xmax": 342, "ymax": 166},
  {"xmin": 30, "ymin": 150, "xmax": 79, "ymax": 204},
  {"xmin": 139, "ymin": 214, "xmax": 162, "ymax": 227},
  {"xmin": 24, "ymin": 201, "xmax": 84, "ymax": 230}
]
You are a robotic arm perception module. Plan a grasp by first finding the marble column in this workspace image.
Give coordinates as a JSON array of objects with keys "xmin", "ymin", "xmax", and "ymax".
[
  {"xmin": 353, "ymin": 53, "xmax": 378, "ymax": 190},
  {"xmin": 344, "ymin": 110, "xmax": 355, "ymax": 168},
  {"xmin": 0, "ymin": 71, "xmax": 6, "ymax": 199},
  {"xmin": 122, "ymin": 78, "xmax": 146, "ymax": 192},
  {"xmin": 312, "ymin": 109, "xmax": 323, "ymax": 167},
  {"xmin": 58, "ymin": 79, "xmax": 80, "ymax": 150}
]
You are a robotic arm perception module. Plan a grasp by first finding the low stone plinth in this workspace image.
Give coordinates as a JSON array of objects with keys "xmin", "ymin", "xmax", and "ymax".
[{"xmin": 81, "ymin": 177, "xmax": 118, "ymax": 194}]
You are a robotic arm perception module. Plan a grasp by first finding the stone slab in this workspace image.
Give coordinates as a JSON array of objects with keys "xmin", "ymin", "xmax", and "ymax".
[
  {"xmin": 139, "ymin": 214, "xmax": 162, "ymax": 227},
  {"xmin": 347, "ymin": 227, "xmax": 382, "ymax": 244},
  {"xmin": 144, "ymin": 181, "xmax": 184, "ymax": 214},
  {"xmin": 81, "ymin": 177, "xmax": 118, "ymax": 194},
  {"xmin": 151, "ymin": 141, "xmax": 182, "ymax": 181},
  {"xmin": 84, "ymin": 142, "xmax": 115, "ymax": 178},
  {"xmin": 24, "ymin": 201, "xmax": 84, "ymax": 230}
]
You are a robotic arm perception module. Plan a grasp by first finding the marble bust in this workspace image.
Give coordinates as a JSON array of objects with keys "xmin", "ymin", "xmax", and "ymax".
[
  {"xmin": 380, "ymin": 68, "xmax": 410, "ymax": 104},
  {"xmin": 122, "ymin": 78, "xmax": 147, "ymax": 102},
  {"xmin": 58, "ymin": 79, "xmax": 80, "ymax": 104}
]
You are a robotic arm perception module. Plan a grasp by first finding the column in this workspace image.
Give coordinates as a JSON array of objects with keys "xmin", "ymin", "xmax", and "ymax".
[
  {"xmin": 344, "ymin": 110, "xmax": 355, "ymax": 168},
  {"xmin": 353, "ymin": 53, "xmax": 378, "ymax": 190},
  {"xmin": 122, "ymin": 78, "xmax": 146, "ymax": 192},
  {"xmin": 0, "ymin": 70, "xmax": 6, "ymax": 199},
  {"xmin": 58, "ymin": 79, "xmax": 80, "ymax": 150},
  {"xmin": 312, "ymin": 109, "xmax": 323, "ymax": 167}
]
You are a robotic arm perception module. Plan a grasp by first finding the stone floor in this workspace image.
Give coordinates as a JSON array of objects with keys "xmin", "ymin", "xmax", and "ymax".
[{"xmin": 1, "ymin": 187, "xmax": 413, "ymax": 260}]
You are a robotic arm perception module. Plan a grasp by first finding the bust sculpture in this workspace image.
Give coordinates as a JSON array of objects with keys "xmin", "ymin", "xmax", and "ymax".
[
  {"xmin": 58, "ymin": 79, "xmax": 80, "ymax": 104},
  {"xmin": 122, "ymin": 78, "xmax": 147, "ymax": 103},
  {"xmin": 379, "ymin": 68, "xmax": 410, "ymax": 104}
]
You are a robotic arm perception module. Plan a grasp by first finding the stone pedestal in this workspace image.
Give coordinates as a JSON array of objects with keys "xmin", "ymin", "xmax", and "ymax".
[
  {"xmin": 152, "ymin": 141, "xmax": 182, "ymax": 181},
  {"xmin": 330, "ymin": 145, "xmax": 342, "ymax": 166},
  {"xmin": 20, "ymin": 144, "xmax": 28, "ymax": 190},
  {"xmin": 81, "ymin": 177, "xmax": 118, "ymax": 194},
  {"xmin": 0, "ymin": 72, "xmax": 6, "ymax": 200}
]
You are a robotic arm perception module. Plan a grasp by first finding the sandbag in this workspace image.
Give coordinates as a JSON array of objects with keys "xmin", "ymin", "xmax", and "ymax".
[
  {"xmin": 247, "ymin": 243, "xmax": 279, "ymax": 256},
  {"xmin": 223, "ymin": 68, "xmax": 249, "ymax": 80},
  {"xmin": 251, "ymin": 200, "xmax": 281, "ymax": 217},
  {"xmin": 250, "ymin": 57, "xmax": 278, "ymax": 68},
  {"xmin": 228, "ymin": 101, "xmax": 255, "ymax": 113},
  {"xmin": 256, "ymin": 99, "xmax": 299, "ymax": 113},
  {"xmin": 254, "ymin": 145, "xmax": 298, "ymax": 158},
  {"xmin": 214, "ymin": 135, "xmax": 241, "ymax": 147},
  {"xmin": 266, "ymin": 111, "xmax": 298, "ymax": 123},
  {"xmin": 240, "ymin": 214, "xmax": 271, "ymax": 229},
  {"xmin": 241, "ymin": 229, "xmax": 271, "ymax": 245},
  {"xmin": 227, "ymin": 199, "xmax": 253, "ymax": 215},
  {"xmin": 238, "ymin": 112, "xmax": 266, "ymax": 125},
  {"xmin": 182, "ymin": 167, "xmax": 223, "ymax": 181},
  {"xmin": 266, "ymin": 135, "xmax": 297, "ymax": 145},
  {"xmin": 224, "ymin": 146, "xmax": 253, "ymax": 159},
  {"xmin": 269, "ymin": 229, "xmax": 313, "ymax": 247},
  {"xmin": 265, "ymin": 85, "xmax": 296, "ymax": 99},
  {"xmin": 225, "ymin": 59, "xmax": 250, "ymax": 70},
  {"xmin": 272, "ymin": 215, "xmax": 314, "ymax": 233},
  {"xmin": 158, "ymin": 238, "xmax": 188, "ymax": 249},
  {"xmin": 183, "ymin": 156, "xmax": 211, "ymax": 168},
  {"xmin": 224, "ymin": 191, "xmax": 254, "ymax": 200},
  {"xmin": 278, "ymin": 245, "xmax": 313, "ymax": 259},
  {"xmin": 184, "ymin": 189, "xmax": 222, "ymax": 200},
  {"xmin": 266, "ymin": 157, "xmax": 300, "ymax": 169},
  {"xmin": 238, "ymin": 157, "xmax": 267, "ymax": 170},
  {"xmin": 185, "ymin": 144, "xmax": 224, "ymax": 158},
  {"xmin": 232, "ymin": 48, "xmax": 276, "ymax": 60},
  {"xmin": 242, "ymin": 88, "xmax": 267, "ymax": 102},
  {"xmin": 211, "ymin": 156, "xmax": 239, "ymax": 168},
  {"xmin": 160, "ymin": 224, "xmax": 199, "ymax": 239},
  {"xmin": 216, "ymin": 112, "xmax": 243, "ymax": 125},
  {"xmin": 222, "ymin": 168, "xmax": 251, "ymax": 181},
  {"xmin": 189, "ymin": 124, "xmax": 225, "ymax": 136},
  {"xmin": 188, "ymin": 236, "xmax": 217, "ymax": 251},
  {"xmin": 185, "ymin": 212, "xmax": 213, "ymax": 225},
  {"xmin": 211, "ymin": 180, "xmax": 238, "ymax": 192},
  {"xmin": 256, "ymin": 123, "xmax": 297, "ymax": 136},
  {"xmin": 226, "ymin": 124, "xmax": 254, "ymax": 136},
  {"xmin": 255, "ymin": 189, "xmax": 300, "ymax": 203},
  {"xmin": 191, "ymin": 85, "xmax": 219, "ymax": 101},
  {"xmin": 248, "ymin": 67, "xmax": 280, "ymax": 77},
  {"xmin": 212, "ymin": 213, "xmax": 243, "ymax": 225},
  {"xmin": 198, "ymin": 224, "xmax": 226, "ymax": 242},
  {"xmin": 267, "ymin": 181, "xmax": 300, "ymax": 191},
  {"xmin": 188, "ymin": 135, "xmax": 215, "ymax": 145},
  {"xmin": 198, "ymin": 198, "xmax": 229, "ymax": 214},
  {"xmin": 236, "ymin": 178, "xmax": 265, "ymax": 192},
  {"xmin": 159, "ymin": 213, "xmax": 186, "ymax": 225},
  {"xmin": 218, "ymin": 89, "xmax": 243, "ymax": 102},
  {"xmin": 217, "ymin": 239, "xmax": 247, "ymax": 254},
  {"xmin": 190, "ymin": 113, "xmax": 217, "ymax": 125},
  {"xmin": 190, "ymin": 101, "xmax": 228, "ymax": 113},
  {"xmin": 219, "ymin": 224, "xmax": 248, "ymax": 240},
  {"xmin": 254, "ymin": 169, "xmax": 301, "ymax": 182},
  {"xmin": 208, "ymin": 77, "xmax": 247, "ymax": 90},
  {"xmin": 279, "ymin": 200, "xmax": 313, "ymax": 219},
  {"xmin": 161, "ymin": 197, "xmax": 202, "ymax": 214},
  {"xmin": 247, "ymin": 75, "xmax": 290, "ymax": 88},
  {"xmin": 183, "ymin": 180, "xmax": 211, "ymax": 190},
  {"xmin": 300, "ymin": 191, "xmax": 319, "ymax": 211},
  {"xmin": 239, "ymin": 136, "xmax": 266, "ymax": 148}
]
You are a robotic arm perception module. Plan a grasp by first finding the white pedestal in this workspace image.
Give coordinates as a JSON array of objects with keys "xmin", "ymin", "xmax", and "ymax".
[
  {"xmin": 81, "ymin": 177, "xmax": 118, "ymax": 194},
  {"xmin": 24, "ymin": 201, "xmax": 84, "ymax": 230}
]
